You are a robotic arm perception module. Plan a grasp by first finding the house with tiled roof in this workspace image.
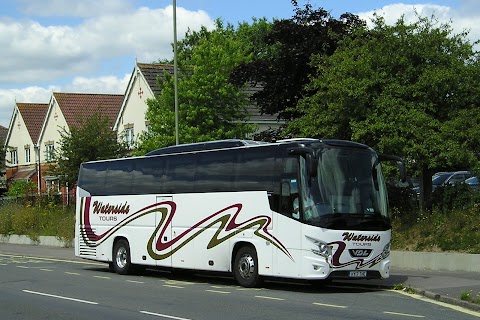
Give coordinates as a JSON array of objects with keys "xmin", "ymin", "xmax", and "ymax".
[
  {"xmin": 113, "ymin": 63, "xmax": 172, "ymax": 148},
  {"xmin": 114, "ymin": 62, "xmax": 282, "ymax": 147},
  {"xmin": 3, "ymin": 102, "xmax": 49, "ymax": 188},
  {"xmin": 36, "ymin": 92, "xmax": 124, "ymax": 192}
]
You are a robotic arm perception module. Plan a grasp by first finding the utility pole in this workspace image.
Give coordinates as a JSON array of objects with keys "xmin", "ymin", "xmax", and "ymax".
[{"xmin": 173, "ymin": 0, "xmax": 179, "ymax": 145}]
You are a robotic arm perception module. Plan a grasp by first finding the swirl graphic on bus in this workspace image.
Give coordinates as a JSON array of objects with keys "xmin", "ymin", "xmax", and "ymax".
[{"xmin": 79, "ymin": 197, "xmax": 293, "ymax": 261}]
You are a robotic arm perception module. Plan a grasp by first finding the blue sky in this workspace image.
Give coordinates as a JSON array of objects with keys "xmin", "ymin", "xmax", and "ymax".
[{"xmin": 0, "ymin": 0, "xmax": 476, "ymax": 127}]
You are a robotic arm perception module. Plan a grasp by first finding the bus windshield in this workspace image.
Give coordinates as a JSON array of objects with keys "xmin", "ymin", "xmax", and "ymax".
[{"xmin": 299, "ymin": 146, "xmax": 389, "ymax": 231}]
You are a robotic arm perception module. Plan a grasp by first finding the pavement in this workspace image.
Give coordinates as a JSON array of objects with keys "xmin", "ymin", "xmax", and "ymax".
[{"xmin": 0, "ymin": 243, "xmax": 479, "ymax": 312}]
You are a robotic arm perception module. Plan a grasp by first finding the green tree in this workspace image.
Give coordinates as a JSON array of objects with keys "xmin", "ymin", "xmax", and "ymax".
[
  {"xmin": 6, "ymin": 180, "xmax": 36, "ymax": 197},
  {"xmin": 230, "ymin": 1, "xmax": 365, "ymax": 121},
  {"xmin": 51, "ymin": 113, "xmax": 129, "ymax": 185},
  {"xmin": 289, "ymin": 14, "xmax": 480, "ymax": 209},
  {"xmin": 136, "ymin": 19, "xmax": 272, "ymax": 154}
]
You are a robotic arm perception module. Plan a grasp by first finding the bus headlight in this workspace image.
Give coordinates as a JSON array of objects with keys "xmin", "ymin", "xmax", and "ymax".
[
  {"xmin": 382, "ymin": 242, "xmax": 390, "ymax": 259},
  {"xmin": 305, "ymin": 236, "xmax": 332, "ymax": 258}
]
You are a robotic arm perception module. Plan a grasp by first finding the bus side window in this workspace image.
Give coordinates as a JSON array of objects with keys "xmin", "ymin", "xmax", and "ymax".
[
  {"xmin": 279, "ymin": 157, "xmax": 300, "ymax": 220},
  {"xmin": 79, "ymin": 162, "xmax": 108, "ymax": 196},
  {"xmin": 195, "ymin": 151, "xmax": 235, "ymax": 192},
  {"xmin": 234, "ymin": 147, "xmax": 275, "ymax": 192},
  {"xmin": 165, "ymin": 154, "xmax": 196, "ymax": 193},
  {"xmin": 105, "ymin": 160, "xmax": 133, "ymax": 195}
]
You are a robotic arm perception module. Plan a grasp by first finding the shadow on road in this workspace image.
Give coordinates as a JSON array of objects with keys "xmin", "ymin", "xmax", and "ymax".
[{"xmin": 82, "ymin": 264, "xmax": 400, "ymax": 294}]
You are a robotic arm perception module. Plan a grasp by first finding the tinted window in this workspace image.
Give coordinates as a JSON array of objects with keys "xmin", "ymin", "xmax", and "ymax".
[
  {"xmin": 79, "ymin": 145, "xmax": 280, "ymax": 196},
  {"xmin": 195, "ymin": 150, "xmax": 236, "ymax": 192},
  {"xmin": 235, "ymin": 146, "xmax": 277, "ymax": 192},
  {"xmin": 105, "ymin": 159, "xmax": 133, "ymax": 195},
  {"xmin": 164, "ymin": 154, "xmax": 196, "ymax": 193},
  {"xmin": 78, "ymin": 162, "xmax": 108, "ymax": 195},
  {"xmin": 132, "ymin": 156, "xmax": 168, "ymax": 194}
]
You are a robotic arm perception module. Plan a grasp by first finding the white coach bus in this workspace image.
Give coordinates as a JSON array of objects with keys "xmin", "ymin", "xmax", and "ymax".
[{"xmin": 75, "ymin": 138, "xmax": 405, "ymax": 287}]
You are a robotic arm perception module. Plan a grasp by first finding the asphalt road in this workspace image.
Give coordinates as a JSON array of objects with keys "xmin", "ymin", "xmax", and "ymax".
[{"xmin": 0, "ymin": 253, "xmax": 479, "ymax": 320}]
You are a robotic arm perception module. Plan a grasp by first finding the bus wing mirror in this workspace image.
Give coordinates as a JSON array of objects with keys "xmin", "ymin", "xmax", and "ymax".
[
  {"xmin": 288, "ymin": 147, "xmax": 318, "ymax": 177},
  {"xmin": 379, "ymin": 154, "xmax": 406, "ymax": 183}
]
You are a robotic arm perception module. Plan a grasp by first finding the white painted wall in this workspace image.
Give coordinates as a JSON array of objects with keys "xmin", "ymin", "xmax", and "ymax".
[
  {"xmin": 5, "ymin": 109, "xmax": 35, "ymax": 167},
  {"xmin": 116, "ymin": 70, "xmax": 152, "ymax": 145},
  {"xmin": 38, "ymin": 99, "xmax": 68, "ymax": 164}
]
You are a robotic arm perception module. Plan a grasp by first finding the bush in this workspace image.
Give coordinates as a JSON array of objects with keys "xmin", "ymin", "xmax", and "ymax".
[
  {"xmin": 392, "ymin": 184, "xmax": 480, "ymax": 253},
  {"xmin": 0, "ymin": 200, "xmax": 75, "ymax": 247}
]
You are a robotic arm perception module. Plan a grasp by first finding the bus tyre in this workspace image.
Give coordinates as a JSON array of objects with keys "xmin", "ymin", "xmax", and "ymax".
[
  {"xmin": 113, "ymin": 239, "xmax": 132, "ymax": 275},
  {"xmin": 234, "ymin": 246, "xmax": 261, "ymax": 288}
]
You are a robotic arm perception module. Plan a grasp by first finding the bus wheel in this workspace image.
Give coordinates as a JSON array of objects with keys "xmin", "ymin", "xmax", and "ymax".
[
  {"xmin": 234, "ymin": 246, "xmax": 261, "ymax": 288},
  {"xmin": 113, "ymin": 239, "xmax": 132, "ymax": 275}
]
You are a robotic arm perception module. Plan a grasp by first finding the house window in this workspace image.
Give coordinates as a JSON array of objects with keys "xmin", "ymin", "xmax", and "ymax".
[
  {"xmin": 145, "ymin": 120, "xmax": 150, "ymax": 133},
  {"xmin": 9, "ymin": 149, "xmax": 18, "ymax": 165},
  {"xmin": 124, "ymin": 124, "xmax": 135, "ymax": 149},
  {"xmin": 45, "ymin": 142, "xmax": 55, "ymax": 162},
  {"xmin": 25, "ymin": 145, "xmax": 31, "ymax": 163}
]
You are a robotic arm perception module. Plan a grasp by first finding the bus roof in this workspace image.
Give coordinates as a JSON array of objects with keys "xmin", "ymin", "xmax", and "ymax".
[
  {"xmin": 145, "ymin": 139, "xmax": 266, "ymax": 156},
  {"xmin": 144, "ymin": 138, "xmax": 371, "ymax": 157}
]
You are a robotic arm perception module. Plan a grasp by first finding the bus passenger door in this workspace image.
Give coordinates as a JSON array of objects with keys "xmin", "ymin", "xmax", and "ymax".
[
  {"xmin": 273, "ymin": 177, "xmax": 303, "ymax": 278},
  {"xmin": 154, "ymin": 196, "xmax": 173, "ymax": 268}
]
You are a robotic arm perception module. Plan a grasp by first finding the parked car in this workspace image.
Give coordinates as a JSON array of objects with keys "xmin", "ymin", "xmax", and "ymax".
[
  {"xmin": 465, "ymin": 176, "xmax": 479, "ymax": 192},
  {"xmin": 434, "ymin": 171, "xmax": 472, "ymax": 190},
  {"xmin": 413, "ymin": 171, "xmax": 472, "ymax": 195}
]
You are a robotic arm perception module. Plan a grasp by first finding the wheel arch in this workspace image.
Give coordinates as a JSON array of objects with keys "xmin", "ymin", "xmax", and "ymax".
[
  {"xmin": 231, "ymin": 241, "xmax": 256, "ymax": 271},
  {"xmin": 111, "ymin": 236, "xmax": 129, "ymax": 260}
]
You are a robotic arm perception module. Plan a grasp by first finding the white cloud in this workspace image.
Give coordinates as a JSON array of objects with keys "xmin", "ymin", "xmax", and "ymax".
[
  {"xmin": 0, "ymin": 5, "xmax": 214, "ymax": 84},
  {"xmin": 62, "ymin": 74, "xmax": 130, "ymax": 94},
  {"xmin": 0, "ymin": 3, "xmax": 214, "ymax": 127},
  {"xmin": 0, "ymin": 86, "xmax": 57, "ymax": 128},
  {"xmin": 357, "ymin": 3, "xmax": 480, "ymax": 46}
]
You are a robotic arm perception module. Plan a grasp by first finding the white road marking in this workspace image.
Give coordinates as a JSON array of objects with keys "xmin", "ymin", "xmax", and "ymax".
[
  {"xmin": 0, "ymin": 253, "xmax": 103, "ymax": 266},
  {"xmin": 383, "ymin": 311, "xmax": 424, "ymax": 318},
  {"xmin": 164, "ymin": 280, "xmax": 195, "ymax": 286},
  {"xmin": 65, "ymin": 272, "xmax": 81, "ymax": 275},
  {"xmin": 313, "ymin": 302, "xmax": 347, "ymax": 308},
  {"xmin": 392, "ymin": 289, "xmax": 480, "ymax": 317},
  {"xmin": 163, "ymin": 285, "xmax": 184, "ymax": 289},
  {"xmin": 255, "ymin": 295, "xmax": 285, "ymax": 301},
  {"xmin": 206, "ymin": 289, "xmax": 230, "ymax": 294},
  {"xmin": 22, "ymin": 289, "xmax": 98, "ymax": 305},
  {"xmin": 126, "ymin": 280, "xmax": 144, "ymax": 284},
  {"xmin": 93, "ymin": 275, "xmax": 110, "ymax": 279},
  {"xmin": 140, "ymin": 311, "xmax": 192, "ymax": 320}
]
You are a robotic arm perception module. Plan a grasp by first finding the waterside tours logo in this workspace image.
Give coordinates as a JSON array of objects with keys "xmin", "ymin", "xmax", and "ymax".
[
  {"xmin": 342, "ymin": 232, "xmax": 380, "ymax": 242},
  {"xmin": 92, "ymin": 201, "xmax": 130, "ymax": 222}
]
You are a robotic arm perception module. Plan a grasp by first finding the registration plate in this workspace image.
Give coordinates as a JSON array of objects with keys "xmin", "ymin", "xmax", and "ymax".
[{"xmin": 349, "ymin": 271, "xmax": 367, "ymax": 278}]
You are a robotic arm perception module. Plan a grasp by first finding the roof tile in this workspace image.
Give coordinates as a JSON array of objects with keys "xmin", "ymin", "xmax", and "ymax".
[
  {"xmin": 53, "ymin": 92, "xmax": 124, "ymax": 129},
  {"xmin": 16, "ymin": 103, "xmax": 49, "ymax": 142}
]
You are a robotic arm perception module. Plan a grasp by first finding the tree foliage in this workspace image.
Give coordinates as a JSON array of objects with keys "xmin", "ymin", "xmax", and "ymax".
[
  {"xmin": 289, "ymin": 14, "xmax": 480, "ymax": 208},
  {"xmin": 230, "ymin": 1, "xmax": 365, "ymax": 121},
  {"xmin": 6, "ymin": 180, "xmax": 36, "ymax": 197},
  {"xmin": 51, "ymin": 113, "xmax": 129, "ymax": 185},
  {"xmin": 135, "ymin": 19, "xmax": 272, "ymax": 154}
]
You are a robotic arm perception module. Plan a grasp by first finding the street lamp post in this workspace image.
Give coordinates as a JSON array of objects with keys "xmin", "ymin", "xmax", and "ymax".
[{"xmin": 173, "ymin": 0, "xmax": 179, "ymax": 145}]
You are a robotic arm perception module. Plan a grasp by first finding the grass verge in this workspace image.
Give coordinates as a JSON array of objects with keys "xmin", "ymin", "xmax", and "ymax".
[{"xmin": 0, "ymin": 203, "xmax": 75, "ymax": 247}]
